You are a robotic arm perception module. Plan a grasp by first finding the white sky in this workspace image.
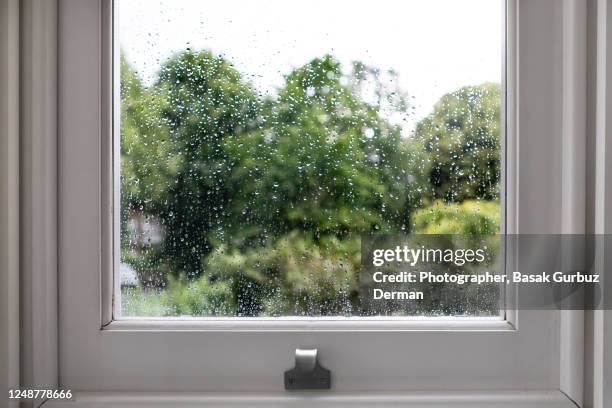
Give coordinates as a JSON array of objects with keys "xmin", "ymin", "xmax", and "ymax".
[{"xmin": 119, "ymin": 0, "xmax": 502, "ymax": 132}]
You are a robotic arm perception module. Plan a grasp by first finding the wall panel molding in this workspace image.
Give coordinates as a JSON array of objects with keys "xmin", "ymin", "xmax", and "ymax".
[
  {"xmin": 0, "ymin": 0, "xmax": 21, "ymax": 407},
  {"xmin": 20, "ymin": 0, "xmax": 59, "ymax": 404}
]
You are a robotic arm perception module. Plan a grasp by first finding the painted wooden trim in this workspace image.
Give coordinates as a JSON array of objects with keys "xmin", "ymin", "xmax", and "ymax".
[
  {"xmin": 503, "ymin": 0, "xmax": 519, "ymax": 327},
  {"xmin": 100, "ymin": 0, "xmax": 116, "ymax": 327},
  {"xmin": 591, "ymin": 1, "xmax": 612, "ymax": 407},
  {"xmin": 103, "ymin": 316, "xmax": 513, "ymax": 332},
  {"xmin": 20, "ymin": 0, "xmax": 59, "ymax": 399},
  {"xmin": 559, "ymin": 0, "xmax": 588, "ymax": 406},
  {"xmin": 0, "ymin": 0, "xmax": 588, "ymax": 404},
  {"xmin": 103, "ymin": 0, "xmax": 509, "ymax": 334},
  {"xmin": 0, "ymin": 0, "xmax": 21, "ymax": 407},
  {"xmin": 56, "ymin": 0, "xmax": 574, "ymax": 392},
  {"xmin": 42, "ymin": 391, "xmax": 577, "ymax": 408}
]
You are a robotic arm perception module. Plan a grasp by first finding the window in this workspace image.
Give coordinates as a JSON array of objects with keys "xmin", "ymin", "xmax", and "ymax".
[
  {"xmin": 117, "ymin": 0, "xmax": 503, "ymax": 319},
  {"xmin": 56, "ymin": 0, "xmax": 580, "ymax": 400}
]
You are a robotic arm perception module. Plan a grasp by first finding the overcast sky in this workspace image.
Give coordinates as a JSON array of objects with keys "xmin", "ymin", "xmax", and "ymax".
[{"xmin": 119, "ymin": 0, "xmax": 503, "ymax": 132}]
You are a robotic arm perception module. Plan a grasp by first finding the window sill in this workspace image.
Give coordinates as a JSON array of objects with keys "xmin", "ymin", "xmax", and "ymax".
[
  {"xmin": 103, "ymin": 317, "xmax": 514, "ymax": 332},
  {"xmin": 43, "ymin": 391, "xmax": 576, "ymax": 408}
]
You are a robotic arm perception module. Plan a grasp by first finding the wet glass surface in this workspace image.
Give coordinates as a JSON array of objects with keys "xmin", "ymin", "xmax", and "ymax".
[{"xmin": 118, "ymin": 0, "xmax": 503, "ymax": 317}]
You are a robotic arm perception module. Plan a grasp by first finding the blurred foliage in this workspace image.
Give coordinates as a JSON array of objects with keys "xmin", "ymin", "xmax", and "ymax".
[
  {"xmin": 412, "ymin": 200, "xmax": 500, "ymax": 235},
  {"xmin": 205, "ymin": 232, "xmax": 360, "ymax": 316},
  {"xmin": 410, "ymin": 83, "xmax": 501, "ymax": 202},
  {"xmin": 122, "ymin": 276, "xmax": 234, "ymax": 317},
  {"xmin": 120, "ymin": 50, "xmax": 501, "ymax": 317}
]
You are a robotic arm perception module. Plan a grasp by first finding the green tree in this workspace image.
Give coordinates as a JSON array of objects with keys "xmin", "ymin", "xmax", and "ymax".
[
  {"xmin": 410, "ymin": 83, "xmax": 501, "ymax": 203},
  {"xmin": 119, "ymin": 51, "xmax": 502, "ymax": 317},
  {"xmin": 153, "ymin": 51, "xmax": 262, "ymax": 279},
  {"xmin": 120, "ymin": 54, "xmax": 173, "ymax": 243},
  {"xmin": 213, "ymin": 56, "xmax": 420, "ymax": 315},
  {"xmin": 120, "ymin": 54, "xmax": 181, "ymax": 286},
  {"xmin": 224, "ymin": 56, "xmax": 418, "ymax": 244}
]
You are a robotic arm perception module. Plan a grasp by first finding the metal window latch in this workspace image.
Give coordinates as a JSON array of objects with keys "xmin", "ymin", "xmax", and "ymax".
[{"xmin": 284, "ymin": 348, "xmax": 331, "ymax": 390}]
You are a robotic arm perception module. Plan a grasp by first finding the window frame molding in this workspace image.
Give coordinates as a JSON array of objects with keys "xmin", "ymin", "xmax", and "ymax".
[
  {"xmin": 100, "ymin": 0, "xmax": 518, "ymax": 333},
  {"xmin": 10, "ymin": 0, "xmax": 610, "ymax": 406},
  {"xmin": 586, "ymin": 1, "xmax": 612, "ymax": 407},
  {"xmin": 102, "ymin": 0, "xmax": 514, "ymax": 331},
  {"xmin": 98, "ymin": 1, "xmax": 522, "ymax": 336},
  {"xmin": 19, "ymin": 0, "xmax": 60, "ymax": 400},
  {"xmin": 43, "ymin": 390, "xmax": 577, "ymax": 408},
  {"xmin": 57, "ymin": 0, "xmax": 575, "ymax": 394},
  {"xmin": 0, "ymin": 1, "xmax": 21, "ymax": 407}
]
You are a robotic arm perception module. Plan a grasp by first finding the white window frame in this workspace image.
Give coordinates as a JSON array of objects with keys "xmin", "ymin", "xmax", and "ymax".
[
  {"xmin": 58, "ymin": 0, "xmax": 575, "ymax": 393},
  {"xmin": 9, "ymin": 0, "xmax": 612, "ymax": 407}
]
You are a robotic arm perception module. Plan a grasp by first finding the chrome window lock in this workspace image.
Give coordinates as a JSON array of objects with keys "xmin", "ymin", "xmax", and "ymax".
[{"xmin": 284, "ymin": 348, "xmax": 331, "ymax": 390}]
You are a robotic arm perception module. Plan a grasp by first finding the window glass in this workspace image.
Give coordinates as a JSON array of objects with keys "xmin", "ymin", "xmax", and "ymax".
[{"xmin": 118, "ymin": 0, "xmax": 503, "ymax": 317}]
